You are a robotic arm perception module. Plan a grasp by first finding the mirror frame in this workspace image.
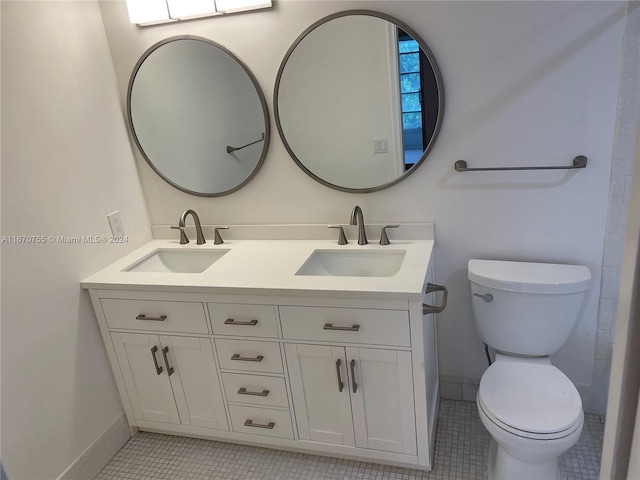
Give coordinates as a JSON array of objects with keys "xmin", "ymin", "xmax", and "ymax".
[
  {"xmin": 127, "ymin": 35, "xmax": 270, "ymax": 197},
  {"xmin": 274, "ymin": 10, "xmax": 445, "ymax": 193}
]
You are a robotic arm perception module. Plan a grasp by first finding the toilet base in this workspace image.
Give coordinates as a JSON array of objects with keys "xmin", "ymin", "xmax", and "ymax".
[{"xmin": 487, "ymin": 438, "xmax": 560, "ymax": 480}]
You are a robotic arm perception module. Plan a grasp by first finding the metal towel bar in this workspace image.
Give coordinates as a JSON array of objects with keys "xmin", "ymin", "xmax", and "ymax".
[{"xmin": 454, "ymin": 155, "xmax": 587, "ymax": 172}]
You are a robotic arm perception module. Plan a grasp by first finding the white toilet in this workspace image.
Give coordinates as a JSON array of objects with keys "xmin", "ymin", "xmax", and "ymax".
[{"xmin": 468, "ymin": 259, "xmax": 591, "ymax": 480}]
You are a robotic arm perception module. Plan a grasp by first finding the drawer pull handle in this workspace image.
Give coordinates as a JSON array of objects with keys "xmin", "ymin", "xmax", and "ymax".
[
  {"xmin": 237, "ymin": 387, "xmax": 270, "ymax": 397},
  {"xmin": 136, "ymin": 314, "xmax": 167, "ymax": 322},
  {"xmin": 350, "ymin": 359, "xmax": 358, "ymax": 393},
  {"xmin": 423, "ymin": 283, "xmax": 448, "ymax": 315},
  {"xmin": 150, "ymin": 346, "xmax": 163, "ymax": 375},
  {"xmin": 231, "ymin": 354, "xmax": 264, "ymax": 362},
  {"xmin": 323, "ymin": 323, "xmax": 360, "ymax": 331},
  {"xmin": 335, "ymin": 358, "xmax": 344, "ymax": 392},
  {"xmin": 224, "ymin": 318, "xmax": 259, "ymax": 326},
  {"xmin": 244, "ymin": 419, "xmax": 275, "ymax": 429},
  {"xmin": 161, "ymin": 346, "xmax": 174, "ymax": 376}
]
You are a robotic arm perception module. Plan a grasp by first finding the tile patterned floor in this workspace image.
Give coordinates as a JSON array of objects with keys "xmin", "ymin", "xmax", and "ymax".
[{"xmin": 96, "ymin": 400, "xmax": 605, "ymax": 480}]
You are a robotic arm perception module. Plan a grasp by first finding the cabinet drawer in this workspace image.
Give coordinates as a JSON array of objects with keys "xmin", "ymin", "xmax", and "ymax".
[
  {"xmin": 208, "ymin": 303, "xmax": 278, "ymax": 338},
  {"xmin": 222, "ymin": 373, "xmax": 288, "ymax": 408},
  {"xmin": 228, "ymin": 405, "xmax": 293, "ymax": 439},
  {"xmin": 101, "ymin": 299, "xmax": 208, "ymax": 334},
  {"xmin": 215, "ymin": 339, "xmax": 283, "ymax": 374},
  {"xmin": 279, "ymin": 306, "xmax": 410, "ymax": 347}
]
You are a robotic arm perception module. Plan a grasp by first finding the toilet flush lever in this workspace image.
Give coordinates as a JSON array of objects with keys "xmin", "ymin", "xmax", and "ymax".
[{"xmin": 474, "ymin": 293, "xmax": 494, "ymax": 303}]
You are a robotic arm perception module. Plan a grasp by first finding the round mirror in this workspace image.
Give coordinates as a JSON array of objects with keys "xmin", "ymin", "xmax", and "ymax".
[
  {"xmin": 275, "ymin": 11, "xmax": 444, "ymax": 193},
  {"xmin": 128, "ymin": 36, "xmax": 269, "ymax": 196}
]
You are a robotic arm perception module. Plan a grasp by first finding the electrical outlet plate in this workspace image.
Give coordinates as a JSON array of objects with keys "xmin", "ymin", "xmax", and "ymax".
[{"xmin": 107, "ymin": 211, "xmax": 125, "ymax": 237}]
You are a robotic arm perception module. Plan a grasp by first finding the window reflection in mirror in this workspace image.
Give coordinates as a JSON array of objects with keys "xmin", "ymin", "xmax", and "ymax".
[{"xmin": 397, "ymin": 29, "xmax": 441, "ymax": 171}]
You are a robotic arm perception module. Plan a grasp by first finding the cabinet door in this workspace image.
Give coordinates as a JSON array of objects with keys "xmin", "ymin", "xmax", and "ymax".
[
  {"xmin": 347, "ymin": 348, "xmax": 417, "ymax": 455},
  {"xmin": 111, "ymin": 333, "xmax": 180, "ymax": 424},
  {"xmin": 159, "ymin": 336, "xmax": 229, "ymax": 431},
  {"xmin": 285, "ymin": 344, "xmax": 355, "ymax": 446}
]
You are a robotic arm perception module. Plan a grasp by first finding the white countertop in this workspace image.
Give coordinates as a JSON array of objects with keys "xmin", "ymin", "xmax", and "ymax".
[{"xmin": 81, "ymin": 225, "xmax": 434, "ymax": 299}]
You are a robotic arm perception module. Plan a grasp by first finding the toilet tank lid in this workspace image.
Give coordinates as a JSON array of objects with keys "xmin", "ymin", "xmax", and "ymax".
[{"xmin": 468, "ymin": 259, "xmax": 591, "ymax": 294}]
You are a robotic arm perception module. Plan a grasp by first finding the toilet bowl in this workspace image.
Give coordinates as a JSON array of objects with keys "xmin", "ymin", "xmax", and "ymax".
[
  {"xmin": 468, "ymin": 259, "xmax": 591, "ymax": 480},
  {"xmin": 477, "ymin": 354, "xmax": 584, "ymax": 480}
]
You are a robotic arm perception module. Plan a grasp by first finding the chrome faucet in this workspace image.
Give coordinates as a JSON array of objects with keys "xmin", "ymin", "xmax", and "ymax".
[
  {"xmin": 171, "ymin": 209, "xmax": 206, "ymax": 245},
  {"xmin": 350, "ymin": 206, "xmax": 368, "ymax": 245}
]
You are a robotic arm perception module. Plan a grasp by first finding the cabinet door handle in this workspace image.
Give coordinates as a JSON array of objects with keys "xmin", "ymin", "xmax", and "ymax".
[
  {"xmin": 237, "ymin": 387, "xmax": 270, "ymax": 397},
  {"xmin": 161, "ymin": 346, "xmax": 174, "ymax": 376},
  {"xmin": 335, "ymin": 358, "xmax": 344, "ymax": 392},
  {"xmin": 244, "ymin": 419, "xmax": 275, "ymax": 429},
  {"xmin": 350, "ymin": 359, "xmax": 358, "ymax": 393},
  {"xmin": 224, "ymin": 318, "xmax": 258, "ymax": 326},
  {"xmin": 231, "ymin": 354, "xmax": 264, "ymax": 362},
  {"xmin": 136, "ymin": 314, "xmax": 167, "ymax": 322},
  {"xmin": 323, "ymin": 323, "xmax": 360, "ymax": 331},
  {"xmin": 423, "ymin": 283, "xmax": 448, "ymax": 315},
  {"xmin": 150, "ymin": 346, "xmax": 163, "ymax": 375}
]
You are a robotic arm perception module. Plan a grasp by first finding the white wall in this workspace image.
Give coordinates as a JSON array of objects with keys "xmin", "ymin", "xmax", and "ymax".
[
  {"xmin": 1, "ymin": 2, "xmax": 152, "ymax": 478},
  {"xmin": 100, "ymin": 0, "xmax": 625, "ymax": 411}
]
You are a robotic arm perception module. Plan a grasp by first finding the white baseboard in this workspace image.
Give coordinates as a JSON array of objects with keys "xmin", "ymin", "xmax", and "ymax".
[{"xmin": 57, "ymin": 414, "xmax": 131, "ymax": 480}]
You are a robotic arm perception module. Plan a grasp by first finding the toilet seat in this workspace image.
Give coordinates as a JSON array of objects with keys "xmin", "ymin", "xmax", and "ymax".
[{"xmin": 478, "ymin": 361, "xmax": 583, "ymax": 440}]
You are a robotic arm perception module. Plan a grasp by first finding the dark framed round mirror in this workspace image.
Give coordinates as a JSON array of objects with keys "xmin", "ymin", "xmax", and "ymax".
[
  {"xmin": 128, "ymin": 35, "xmax": 270, "ymax": 197},
  {"xmin": 274, "ymin": 10, "xmax": 444, "ymax": 193}
]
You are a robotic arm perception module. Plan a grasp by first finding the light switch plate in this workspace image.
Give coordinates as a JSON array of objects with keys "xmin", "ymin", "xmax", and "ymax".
[{"xmin": 373, "ymin": 138, "xmax": 388, "ymax": 153}]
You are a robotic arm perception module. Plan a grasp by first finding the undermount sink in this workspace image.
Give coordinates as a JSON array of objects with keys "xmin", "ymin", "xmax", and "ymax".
[
  {"xmin": 296, "ymin": 249, "xmax": 406, "ymax": 277},
  {"xmin": 124, "ymin": 249, "xmax": 229, "ymax": 273}
]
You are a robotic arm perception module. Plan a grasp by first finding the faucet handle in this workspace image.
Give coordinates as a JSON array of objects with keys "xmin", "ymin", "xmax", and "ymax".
[
  {"xmin": 214, "ymin": 226, "xmax": 229, "ymax": 245},
  {"xmin": 171, "ymin": 226, "xmax": 189, "ymax": 245},
  {"xmin": 379, "ymin": 225, "xmax": 399, "ymax": 245},
  {"xmin": 328, "ymin": 225, "xmax": 348, "ymax": 245}
]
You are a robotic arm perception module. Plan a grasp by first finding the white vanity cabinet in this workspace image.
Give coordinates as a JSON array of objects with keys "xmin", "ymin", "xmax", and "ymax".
[
  {"xmin": 84, "ymin": 233, "xmax": 440, "ymax": 471},
  {"xmin": 347, "ymin": 347, "xmax": 416, "ymax": 454},
  {"xmin": 111, "ymin": 332, "xmax": 228, "ymax": 430},
  {"xmin": 207, "ymin": 301, "xmax": 295, "ymax": 440},
  {"xmin": 110, "ymin": 333, "xmax": 180, "ymax": 425},
  {"xmin": 87, "ymin": 285, "xmax": 440, "ymax": 471},
  {"xmin": 285, "ymin": 344, "xmax": 416, "ymax": 455},
  {"xmin": 99, "ymin": 296, "xmax": 228, "ymax": 431},
  {"xmin": 281, "ymin": 305, "xmax": 416, "ymax": 455}
]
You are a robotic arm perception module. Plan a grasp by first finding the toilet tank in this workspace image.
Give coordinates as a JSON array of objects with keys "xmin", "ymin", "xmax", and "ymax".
[{"xmin": 468, "ymin": 259, "xmax": 591, "ymax": 356}]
